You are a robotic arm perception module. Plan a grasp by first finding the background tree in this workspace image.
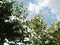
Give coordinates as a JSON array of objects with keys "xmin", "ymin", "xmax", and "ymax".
[
  {"xmin": 27, "ymin": 14, "xmax": 60, "ymax": 45},
  {"xmin": 27, "ymin": 14, "xmax": 47, "ymax": 45},
  {"xmin": 46, "ymin": 22, "xmax": 60, "ymax": 45}
]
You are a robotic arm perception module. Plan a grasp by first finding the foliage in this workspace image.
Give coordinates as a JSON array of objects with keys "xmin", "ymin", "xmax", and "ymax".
[
  {"xmin": 0, "ymin": 0, "xmax": 30, "ymax": 45},
  {"xmin": 0, "ymin": 0, "xmax": 60, "ymax": 45},
  {"xmin": 27, "ymin": 14, "xmax": 60, "ymax": 45},
  {"xmin": 27, "ymin": 14, "xmax": 47, "ymax": 45},
  {"xmin": 29, "ymin": 18, "xmax": 60, "ymax": 45}
]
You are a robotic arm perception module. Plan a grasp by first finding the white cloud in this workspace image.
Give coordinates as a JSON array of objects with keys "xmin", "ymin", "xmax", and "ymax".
[
  {"xmin": 56, "ymin": 15, "xmax": 60, "ymax": 21},
  {"xmin": 28, "ymin": 0, "xmax": 49, "ymax": 14},
  {"xmin": 28, "ymin": 3, "xmax": 40, "ymax": 14},
  {"xmin": 37, "ymin": 0, "xmax": 49, "ymax": 6},
  {"xmin": 48, "ymin": 0, "xmax": 60, "ymax": 21},
  {"xmin": 28, "ymin": 0, "xmax": 60, "ymax": 21}
]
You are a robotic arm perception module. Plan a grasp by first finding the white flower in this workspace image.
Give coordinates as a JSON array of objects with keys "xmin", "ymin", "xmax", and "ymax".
[
  {"xmin": 0, "ymin": 1, "xmax": 3, "ymax": 3},
  {"xmin": 45, "ymin": 40, "xmax": 49, "ymax": 44},
  {"xmin": 49, "ymin": 36, "xmax": 54, "ymax": 39},
  {"xmin": 5, "ymin": 20, "xmax": 9, "ymax": 22},
  {"xmin": 24, "ymin": 37, "xmax": 30, "ymax": 41},
  {"xmin": 23, "ymin": 25, "xmax": 27, "ymax": 28},
  {"xmin": 4, "ymin": 42, "xmax": 9, "ymax": 45},
  {"xmin": 49, "ymin": 30, "xmax": 55, "ymax": 34}
]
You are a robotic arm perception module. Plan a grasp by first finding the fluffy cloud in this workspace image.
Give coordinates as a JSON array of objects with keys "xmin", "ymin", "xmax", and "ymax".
[
  {"xmin": 37, "ymin": 0, "xmax": 49, "ymax": 6},
  {"xmin": 48, "ymin": 0, "xmax": 60, "ymax": 21},
  {"xmin": 56, "ymin": 15, "xmax": 60, "ymax": 21},
  {"xmin": 27, "ymin": 0, "xmax": 60, "ymax": 21},
  {"xmin": 28, "ymin": 3, "xmax": 40, "ymax": 14},
  {"xmin": 27, "ymin": 0, "xmax": 49, "ymax": 14}
]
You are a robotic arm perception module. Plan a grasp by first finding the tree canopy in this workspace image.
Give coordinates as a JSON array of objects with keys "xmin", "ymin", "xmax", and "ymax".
[{"xmin": 0, "ymin": 0, "xmax": 60, "ymax": 45}]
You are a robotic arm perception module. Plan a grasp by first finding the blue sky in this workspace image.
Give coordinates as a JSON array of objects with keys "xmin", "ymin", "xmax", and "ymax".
[{"xmin": 17, "ymin": 0, "xmax": 60, "ymax": 26}]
